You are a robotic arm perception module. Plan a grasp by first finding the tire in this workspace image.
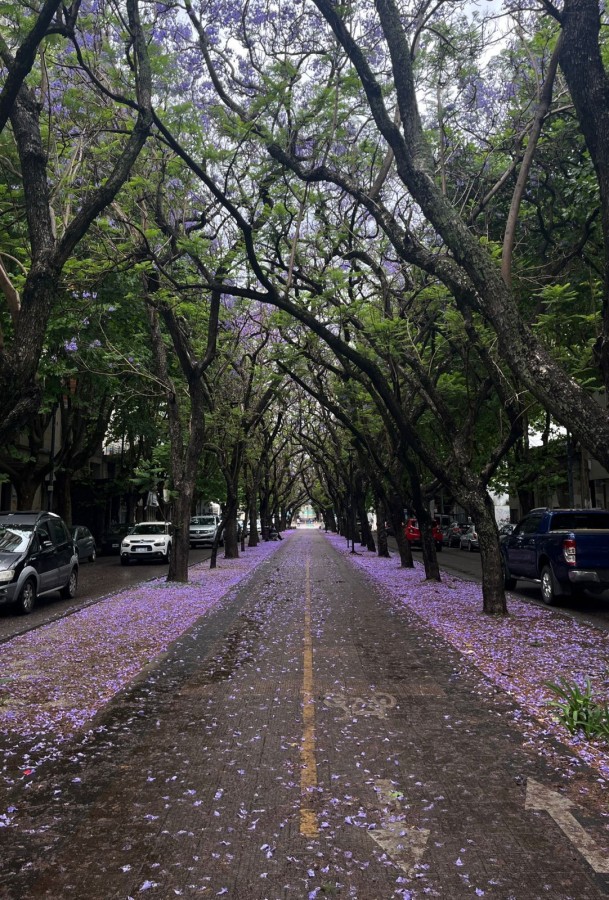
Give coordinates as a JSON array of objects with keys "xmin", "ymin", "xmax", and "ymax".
[
  {"xmin": 60, "ymin": 567, "xmax": 78, "ymax": 599},
  {"xmin": 16, "ymin": 578, "xmax": 36, "ymax": 615},
  {"xmin": 121, "ymin": 556, "xmax": 129, "ymax": 566},
  {"xmin": 89, "ymin": 548, "xmax": 96, "ymax": 563},
  {"xmin": 162, "ymin": 544, "xmax": 171, "ymax": 563},
  {"xmin": 540, "ymin": 564, "xmax": 557, "ymax": 606},
  {"xmin": 436, "ymin": 542, "xmax": 443, "ymax": 552}
]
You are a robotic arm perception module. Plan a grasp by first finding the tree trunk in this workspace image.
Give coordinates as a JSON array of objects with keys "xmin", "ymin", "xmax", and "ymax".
[
  {"xmin": 558, "ymin": 0, "xmax": 609, "ymax": 396},
  {"xmin": 54, "ymin": 470, "xmax": 73, "ymax": 524},
  {"xmin": 472, "ymin": 495, "xmax": 507, "ymax": 616},
  {"xmin": 171, "ymin": 489, "xmax": 192, "ymax": 582},
  {"xmin": 357, "ymin": 493, "xmax": 376, "ymax": 551},
  {"xmin": 15, "ymin": 477, "xmax": 39, "ymax": 511},
  {"xmin": 387, "ymin": 494, "xmax": 413, "ymax": 567},
  {"xmin": 248, "ymin": 499, "xmax": 259, "ymax": 547},
  {"xmin": 410, "ymin": 479, "xmax": 441, "ymax": 582},
  {"xmin": 418, "ymin": 520, "xmax": 441, "ymax": 582},
  {"xmin": 223, "ymin": 498, "xmax": 239, "ymax": 559},
  {"xmin": 375, "ymin": 498, "xmax": 390, "ymax": 558}
]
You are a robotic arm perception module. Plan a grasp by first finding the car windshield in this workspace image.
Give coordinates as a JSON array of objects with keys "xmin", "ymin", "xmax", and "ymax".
[
  {"xmin": 191, "ymin": 516, "xmax": 216, "ymax": 526},
  {"xmin": 130, "ymin": 523, "xmax": 167, "ymax": 535},
  {"xmin": 0, "ymin": 524, "xmax": 33, "ymax": 553}
]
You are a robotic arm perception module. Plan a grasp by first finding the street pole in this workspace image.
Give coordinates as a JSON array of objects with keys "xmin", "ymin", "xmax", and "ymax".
[{"xmin": 349, "ymin": 451, "xmax": 355, "ymax": 553}]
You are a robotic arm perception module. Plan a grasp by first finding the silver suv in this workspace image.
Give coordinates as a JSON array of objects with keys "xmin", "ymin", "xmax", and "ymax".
[
  {"xmin": 189, "ymin": 515, "xmax": 222, "ymax": 548},
  {"xmin": 0, "ymin": 511, "xmax": 79, "ymax": 615}
]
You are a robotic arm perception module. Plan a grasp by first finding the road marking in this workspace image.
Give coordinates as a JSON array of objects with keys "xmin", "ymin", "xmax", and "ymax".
[
  {"xmin": 324, "ymin": 691, "xmax": 396, "ymax": 720},
  {"xmin": 300, "ymin": 556, "xmax": 318, "ymax": 837},
  {"xmin": 369, "ymin": 778, "xmax": 430, "ymax": 874},
  {"xmin": 525, "ymin": 778, "xmax": 609, "ymax": 873}
]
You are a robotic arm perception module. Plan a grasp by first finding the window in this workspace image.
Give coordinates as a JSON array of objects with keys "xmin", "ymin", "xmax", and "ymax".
[
  {"xmin": 517, "ymin": 515, "xmax": 543, "ymax": 536},
  {"xmin": 48, "ymin": 518, "xmax": 69, "ymax": 545},
  {"xmin": 550, "ymin": 512, "xmax": 609, "ymax": 531}
]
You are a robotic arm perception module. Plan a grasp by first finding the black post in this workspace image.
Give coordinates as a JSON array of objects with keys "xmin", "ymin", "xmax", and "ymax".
[{"xmin": 349, "ymin": 451, "xmax": 355, "ymax": 553}]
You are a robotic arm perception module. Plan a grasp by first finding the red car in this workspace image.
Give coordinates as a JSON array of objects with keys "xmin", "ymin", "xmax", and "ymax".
[{"xmin": 403, "ymin": 518, "xmax": 443, "ymax": 552}]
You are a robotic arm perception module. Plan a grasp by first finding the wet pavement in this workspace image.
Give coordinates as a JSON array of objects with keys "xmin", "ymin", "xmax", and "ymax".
[{"xmin": 1, "ymin": 529, "xmax": 608, "ymax": 898}]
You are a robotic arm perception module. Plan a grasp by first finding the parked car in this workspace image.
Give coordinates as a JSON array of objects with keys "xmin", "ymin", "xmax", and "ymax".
[
  {"xmin": 403, "ymin": 518, "xmax": 443, "ymax": 552},
  {"xmin": 121, "ymin": 521, "xmax": 173, "ymax": 565},
  {"xmin": 501, "ymin": 507, "xmax": 609, "ymax": 605},
  {"xmin": 498, "ymin": 522, "xmax": 515, "ymax": 542},
  {"xmin": 0, "ymin": 510, "xmax": 79, "ymax": 615},
  {"xmin": 70, "ymin": 525, "xmax": 97, "ymax": 562},
  {"xmin": 459, "ymin": 524, "xmax": 480, "ymax": 552},
  {"xmin": 446, "ymin": 521, "xmax": 468, "ymax": 548},
  {"xmin": 189, "ymin": 514, "xmax": 222, "ymax": 548},
  {"xmin": 100, "ymin": 523, "xmax": 132, "ymax": 555}
]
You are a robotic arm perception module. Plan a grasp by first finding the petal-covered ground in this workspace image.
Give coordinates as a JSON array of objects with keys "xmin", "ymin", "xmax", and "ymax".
[
  {"xmin": 3, "ymin": 528, "xmax": 609, "ymax": 845},
  {"xmin": 324, "ymin": 533, "xmax": 609, "ymax": 793},
  {"xmin": 0, "ymin": 539, "xmax": 287, "ymax": 804}
]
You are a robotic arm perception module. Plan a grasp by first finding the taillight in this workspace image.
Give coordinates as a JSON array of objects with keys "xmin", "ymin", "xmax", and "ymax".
[{"xmin": 563, "ymin": 538, "xmax": 576, "ymax": 566}]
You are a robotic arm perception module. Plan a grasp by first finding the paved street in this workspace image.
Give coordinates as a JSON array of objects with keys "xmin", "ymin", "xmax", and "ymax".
[{"xmin": 1, "ymin": 529, "xmax": 608, "ymax": 898}]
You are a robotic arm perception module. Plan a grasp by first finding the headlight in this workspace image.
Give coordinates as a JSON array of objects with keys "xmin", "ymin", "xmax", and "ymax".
[{"xmin": 0, "ymin": 569, "xmax": 15, "ymax": 583}]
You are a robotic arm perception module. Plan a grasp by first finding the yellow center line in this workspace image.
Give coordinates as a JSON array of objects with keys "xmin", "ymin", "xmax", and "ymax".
[{"xmin": 300, "ymin": 555, "xmax": 319, "ymax": 837}]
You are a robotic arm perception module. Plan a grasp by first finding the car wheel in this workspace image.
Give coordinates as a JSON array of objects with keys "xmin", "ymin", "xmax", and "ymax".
[
  {"xmin": 60, "ymin": 568, "xmax": 78, "ymax": 599},
  {"xmin": 121, "ymin": 556, "xmax": 129, "ymax": 566},
  {"xmin": 89, "ymin": 548, "xmax": 96, "ymax": 563},
  {"xmin": 16, "ymin": 578, "xmax": 36, "ymax": 615},
  {"xmin": 162, "ymin": 544, "xmax": 171, "ymax": 563},
  {"xmin": 540, "ymin": 565, "xmax": 557, "ymax": 606}
]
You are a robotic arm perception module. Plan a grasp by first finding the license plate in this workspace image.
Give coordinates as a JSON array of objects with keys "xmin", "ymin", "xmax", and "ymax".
[{"xmin": 135, "ymin": 547, "xmax": 148, "ymax": 552}]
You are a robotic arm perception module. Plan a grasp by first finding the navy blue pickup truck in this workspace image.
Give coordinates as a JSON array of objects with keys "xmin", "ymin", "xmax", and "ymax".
[{"xmin": 501, "ymin": 508, "xmax": 609, "ymax": 605}]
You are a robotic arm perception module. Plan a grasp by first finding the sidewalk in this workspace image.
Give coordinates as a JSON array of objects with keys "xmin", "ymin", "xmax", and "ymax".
[{"xmin": 1, "ymin": 529, "xmax": 608, "ymax": 898}]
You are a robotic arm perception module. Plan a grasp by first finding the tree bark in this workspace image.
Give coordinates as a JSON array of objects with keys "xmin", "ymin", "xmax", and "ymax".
[
  {"xmin": 375, "ymin": 498, "xmax": 391, "ymax": 558},
  {"xmin": 558, "ymin": 0, "xmax": 609, "ymax": 394}
]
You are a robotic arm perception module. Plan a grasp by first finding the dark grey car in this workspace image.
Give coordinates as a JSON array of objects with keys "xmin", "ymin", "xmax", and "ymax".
[
  {"xmin": 71, "ymin": 525, "xmax": 97, "ymax": 562},
  {"xmin": 0, "ymin": 511, "xmax": 79, "ymax": 614}
]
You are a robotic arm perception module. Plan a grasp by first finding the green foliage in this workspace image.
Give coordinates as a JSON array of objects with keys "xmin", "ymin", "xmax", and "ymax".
[
  {"xmin": 546, "ymin": 677, "xmax": 609, "ymax": 741},
  {"xmin": 532, "ymin": 282, "xmax": 602, "ymax": 387}
]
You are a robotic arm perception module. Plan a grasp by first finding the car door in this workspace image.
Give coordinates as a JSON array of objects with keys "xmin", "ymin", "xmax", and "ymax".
[
  {"xmin": 47, "ymin": 517, "xmax": 74, "ymax": 587},
  {"xmin": 504, "ymin": 514, "xmax": 543, "ymax": 577},
  {"xmin": 31, "ymin": 523, "xmax": 60, "ymax": 592}
]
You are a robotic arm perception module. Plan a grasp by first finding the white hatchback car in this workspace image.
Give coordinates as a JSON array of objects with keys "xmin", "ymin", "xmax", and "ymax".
[{"xmin": 121, "ymin": 522, "xmax": 172, "ymax": 565}]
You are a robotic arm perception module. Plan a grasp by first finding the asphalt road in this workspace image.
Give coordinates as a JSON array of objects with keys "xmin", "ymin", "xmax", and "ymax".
[
  {"xmin": 402, "ymin": 541, "xmax": 609, "ymax": 631},
  {"xmin": 0, "ymin": 546, "xmax": 214, "ymax": 643}
]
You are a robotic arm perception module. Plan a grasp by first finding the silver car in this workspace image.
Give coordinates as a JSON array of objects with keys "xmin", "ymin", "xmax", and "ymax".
[
  {"xmin": 459, "ymin": 524, "xmax": 480, "ymax": 552},
  {"xmin": 189, "ymin": 515, "xmax": 222, "ymax": 548}
]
